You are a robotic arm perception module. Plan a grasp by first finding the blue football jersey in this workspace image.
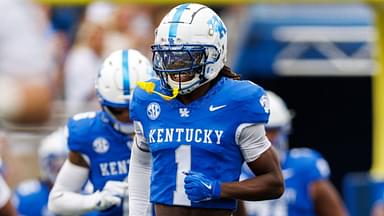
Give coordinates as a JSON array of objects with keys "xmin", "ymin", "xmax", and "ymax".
[
  {"xmin": 241, "ymin": 148, "xmax": 331, "ymax": 216},
  {"xmin": 67, "ymin": 111, "xmax": 133, "ymax": 216},
  {"xmin": 14, "ymin": 180, "xmax": 98, "ymax": 216},
  {"xmin": 14, "ymin": 180, "xmax": 52, "ymax": 216},
  {"xmin": 130, "ymin": 77, "xmax": 269, "ymax": 210}
]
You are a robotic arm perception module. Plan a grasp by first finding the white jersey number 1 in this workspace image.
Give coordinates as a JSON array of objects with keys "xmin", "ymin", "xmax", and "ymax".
[{"xmin": 173, "ymin": 145, "xmax": 191, "ymax": 206}]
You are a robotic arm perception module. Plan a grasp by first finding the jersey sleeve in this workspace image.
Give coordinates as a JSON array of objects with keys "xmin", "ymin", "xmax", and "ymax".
[
  {"xmin": 129, "ymin": 87, "xmax": 141, "ymax": 122},
  {"xmin": 66, "ymin": 112, "xmax": 97, "ymax": 153},
  {"xmin": 66, "ymin": 119, "xmax": 83, "ymax": 153},
  {"xmin": 236, "ymin": 81, "xmax": 270, "ymax": 124},
  {"xmin": 236, "ymin": 123, "xmax": 271, "ymax": 162}
]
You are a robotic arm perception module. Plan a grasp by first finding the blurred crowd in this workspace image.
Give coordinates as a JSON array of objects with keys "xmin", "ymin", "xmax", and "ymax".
[
  {"xmin": 0, "ymin": 0, "xmax": 160, "ymax": 188},
  {"xmin": 0, "ymin": 0, "xmax": 244, "ymax": 189}
]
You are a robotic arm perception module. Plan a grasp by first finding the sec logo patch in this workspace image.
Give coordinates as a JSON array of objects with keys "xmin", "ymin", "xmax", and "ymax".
[{"xmin": 93, "ymin": 137, "xmax": 109, "ymax": 154}]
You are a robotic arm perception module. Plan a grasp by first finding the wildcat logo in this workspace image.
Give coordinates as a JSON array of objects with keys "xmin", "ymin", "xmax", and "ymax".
[
  {"xmin": 179, "ymin": 108, "xmax": 190, "ymax": 117},
  {"xmin": 207, "ymin": 16, "xmax": 227, "ymax": 39}
]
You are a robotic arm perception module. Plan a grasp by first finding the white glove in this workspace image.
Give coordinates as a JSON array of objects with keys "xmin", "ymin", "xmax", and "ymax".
[{"xmin": 90, "ymin": 180, "xmax": 129, "ymax": 211}]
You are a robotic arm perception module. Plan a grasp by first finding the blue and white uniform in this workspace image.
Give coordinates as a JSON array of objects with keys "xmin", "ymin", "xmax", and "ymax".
[
  {"xmin": 14, "ymin": 179, "xmax": 97, "ymax": 216},
  {"xmin": 14, "ymin": 180, "xmax": 54, "ymax": 216},
  {"xmin": 67, "ymin": 111, "xmax": 133, "ymax": 215},
  {"xmin": 241, "ymin": 148, "xmax": 331, "ymax": 216},
  {"xmin": 130, "ymin": 77, "xmax": 270, "ymax": 210}
]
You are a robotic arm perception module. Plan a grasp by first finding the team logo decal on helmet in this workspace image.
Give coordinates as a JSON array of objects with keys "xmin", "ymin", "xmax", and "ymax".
[
  {"xmin": 147, "ymin": 102, "xmax": 161, "ymax": 120},
  {"xmin": 93, "ymin": 137, "xmax": 109, "ymax": 154},
  {"xmin": 207, "ymin": 16, "xmax": 227, "ymax": 39}
]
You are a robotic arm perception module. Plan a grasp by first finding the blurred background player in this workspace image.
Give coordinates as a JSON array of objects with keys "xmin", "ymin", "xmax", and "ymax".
[
  {"xmin": 239, "ymin": 91, "xmax": 347, "ymax": 216},
  {"xmin": 0, "ymin": 157, "xmax": 17, "ymax": 216},
  {"xmin": 0, "ymin": 0, "xmax": 57, "ymax": 195},
  {"xmin": 128, "ymin": 3, "xmax": 284, "ymax": 216},
  {"xmin": 48, "ymin": 49, "xmax": 155, "ymax": 216},
  {"xmin": 13, "ymin": 127, "xmax": 69, "ymax": 216}
]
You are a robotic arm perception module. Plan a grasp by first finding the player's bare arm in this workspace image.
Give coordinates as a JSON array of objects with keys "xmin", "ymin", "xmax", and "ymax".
[
  {"xmin": 311, "ymin": 180, "xmax": 348, "ymax": 216},
  {"xmin": 0, "ymin": 200, "xmax": 17, "ymax": 216},
  {"xmin": 221, "ymin": 147, "xmax": 284, "ymax": 200},
  {"xmin": 68, "ymin": 151, "xmax": 89, "ymax": 168}
]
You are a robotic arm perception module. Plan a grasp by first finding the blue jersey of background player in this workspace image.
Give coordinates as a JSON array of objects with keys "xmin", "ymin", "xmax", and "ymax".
[
  {"xmin": 240, "ymin": 91, "xmax": 347, "ymax": 216},
  {"xmin": 48, "ymin": 49, "xmax": 155, "ymax": 216},
  {"xmin": 128, "ymin": 3, "xmax": 284, "ymax": 216},
  {"xmin": 14, "ymin": 127, "xmax": 95, "ymax": 216}
]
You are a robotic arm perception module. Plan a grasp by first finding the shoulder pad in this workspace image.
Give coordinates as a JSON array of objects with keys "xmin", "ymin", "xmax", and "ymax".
[
  {"xmin": 225, "ymin": 80, "xmax": 269, "ymax": 123},
  {"xmin": 67, "ymin": 111, "xmax": 100, "ymax": 152},
  {"xmin": 67, "ymin": 111, "xmax": 98, "ymax": 136}
]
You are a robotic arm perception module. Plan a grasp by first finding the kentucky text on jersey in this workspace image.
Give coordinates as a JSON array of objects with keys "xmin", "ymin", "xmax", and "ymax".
[
  {"xmin": 148, "ymin": 128, "xmax": 224, "ymax": 144},
  {"xmin": 67, "ymin": 111, "xmax": 133, "ymax": 216},
  {"xmin": 130, "ymin": 78, "xmax": 270, "ymax": 210},
  {"xmin": 99, "ymin": 159, "xmax": 130, "ymax": 176}
]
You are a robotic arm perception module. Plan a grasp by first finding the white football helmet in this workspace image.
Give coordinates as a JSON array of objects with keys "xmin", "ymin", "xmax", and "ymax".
[
  {"xmin": 267, "ymin": 91, "xmax": 292, "ymax": 129},
  {"xmin": 266, "ymin": 91, "xmax": 293, "ymax": 161},
  {"xmin": 95, "ymin": 49, "xmax": 155, "ymax": 133},
  {"xmin": 152, "ymin": 3, "xmax": 227, "ymax": 95},
  {"xmin": 38, "ymin": 127, "xmax": 68, "ymax": 184}
]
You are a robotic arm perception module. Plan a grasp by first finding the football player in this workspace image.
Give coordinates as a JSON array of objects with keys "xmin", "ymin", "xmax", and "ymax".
[
  {"xmin": 13, "ymin": 127, "xmax": 76, "ymax": 216},
  {"xmin": 0, "ymin": 158, "xmax": 17, "ymax": 216},
  {"xmin": 239, "ymin": 91, "xmax": 347, "ymax": 216},
  {"xmin": 128, "ymin": 3, "xmax": 284, "ymax": 216},
  {"xmin": 48, "ymin": 49, "xmax": 155, "ymax": 216}
]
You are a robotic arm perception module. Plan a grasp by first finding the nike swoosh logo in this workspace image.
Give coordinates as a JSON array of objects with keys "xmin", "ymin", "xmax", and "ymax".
[
  {"xmin": 209, "ymin": 105, "xmax": 226, "ymax": 112},
  {"xmin": 201, "ymin": 181, "xmax": 212, "ymax": 190}
]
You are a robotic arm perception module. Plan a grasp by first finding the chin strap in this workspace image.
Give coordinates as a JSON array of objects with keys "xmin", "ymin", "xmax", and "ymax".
[{"xmin": 136, "ymin": 81, "xmax": 178, "ymax": 101}]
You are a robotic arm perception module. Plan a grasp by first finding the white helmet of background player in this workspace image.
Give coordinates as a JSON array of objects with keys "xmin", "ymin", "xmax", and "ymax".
[
  {"xmin": 266, "ymin": 91, "xmax": 293, "ymax": 161},
  {"xmin": 152, "ymin": 3, "xmax": 227, "ymax": 95},
  {"xmin": 95, "ymin": 49, "xmax": 155, "ymax": 134},
  {"xmin": 38, "ymin": 127, "xmax": 68, "ymax": 184}
]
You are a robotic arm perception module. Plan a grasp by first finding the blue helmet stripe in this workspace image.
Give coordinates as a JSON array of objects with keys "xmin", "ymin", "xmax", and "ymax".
[
  {"xmin": 169, "ymin": 3, "xmax": 190, "ymax": 38},
  {"xmin": 122, "ymin": 50, "xmax": 130, "ymax": 96}
]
